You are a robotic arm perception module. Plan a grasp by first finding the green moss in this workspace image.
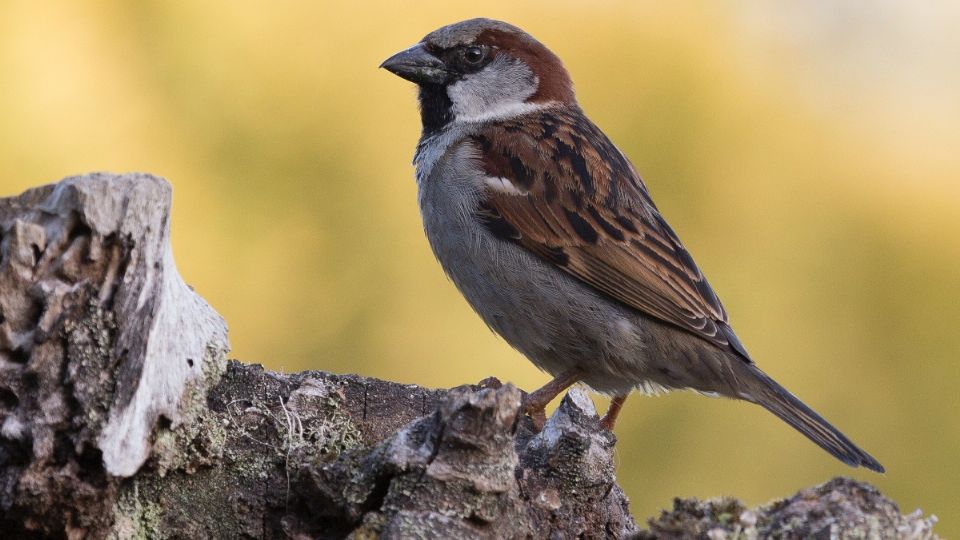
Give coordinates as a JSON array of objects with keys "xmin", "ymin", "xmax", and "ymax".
[
  {"xmin": 266, "ymin": 378, "xmax": 365, "ymax": 469},
  {"xmin": 152, "ymin": 347, "xmax": 229, "ymax": 475},
  {"xmin": 63, "ymin": 299, "xmax": 119, "ymax": 433},
  {"xmin": 108, "ymin": 480, "xmax": 163, "ymax": 540},
  {"xmin": 640, "ymin": 496, "xmax": 751, "ymax": 539}
]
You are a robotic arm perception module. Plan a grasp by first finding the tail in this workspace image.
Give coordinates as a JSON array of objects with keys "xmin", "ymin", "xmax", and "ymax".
[{"xmin": 737, "ymin": 364, "xmax": 885, "ymax": 473}]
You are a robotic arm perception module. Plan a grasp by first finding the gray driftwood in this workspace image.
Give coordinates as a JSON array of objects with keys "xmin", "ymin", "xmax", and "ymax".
[{"xmin": 0, "ymin": 174, "xmax": 938, "ymax": 539}]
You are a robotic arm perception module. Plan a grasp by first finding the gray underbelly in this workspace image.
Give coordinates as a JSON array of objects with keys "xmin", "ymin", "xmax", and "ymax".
[{"xmin": 420, "ymin": 196, "xmax": 656, "ymax": 395}]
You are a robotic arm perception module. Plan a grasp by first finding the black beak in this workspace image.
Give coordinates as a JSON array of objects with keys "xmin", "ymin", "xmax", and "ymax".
[{"xmin": 380, "ymin": 43, "xmax": 449, "ymax": 85}]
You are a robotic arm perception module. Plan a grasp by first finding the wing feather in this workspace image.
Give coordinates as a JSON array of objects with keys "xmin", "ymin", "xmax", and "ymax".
[{"xmin": 472, "ymin": 106, "xmax": 749, "ymax": 359}]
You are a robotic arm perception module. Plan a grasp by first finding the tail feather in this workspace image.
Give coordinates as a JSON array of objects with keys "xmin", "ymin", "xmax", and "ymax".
[{"xmin": 739, "ymin": 364, "xmax": 884, "ymax": 473}]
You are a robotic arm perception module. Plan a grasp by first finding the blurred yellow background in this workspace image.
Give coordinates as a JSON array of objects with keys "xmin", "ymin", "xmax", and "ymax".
[{"xmin": 1, "ymin": 0, "xmax": 957, "ymax": 533}]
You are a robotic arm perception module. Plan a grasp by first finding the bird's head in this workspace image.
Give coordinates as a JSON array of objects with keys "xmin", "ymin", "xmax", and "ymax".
[{"xmin": 380, "ymin": 18, "xmax": 575, "ymax": 133}]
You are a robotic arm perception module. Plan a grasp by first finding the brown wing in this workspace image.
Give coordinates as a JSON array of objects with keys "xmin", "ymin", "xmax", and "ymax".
[{"xmin": 472, "ymin": 106, "xmax": 750, "ymax": 359}]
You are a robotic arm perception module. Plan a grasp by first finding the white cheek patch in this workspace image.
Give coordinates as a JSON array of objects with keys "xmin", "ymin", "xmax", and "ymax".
[
  {"xmin": 483, "ymin": 176, "xmax": 528, "ymax": 196},
  {"xmin": 456, "ymin": 101, "xmax": 548, "ymax": 124},
  {"xmin": 448, "ymin": 56, "xmax": 550, "ymax": 123}
]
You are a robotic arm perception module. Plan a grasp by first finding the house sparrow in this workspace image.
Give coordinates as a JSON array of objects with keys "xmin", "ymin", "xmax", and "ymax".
[{"xmin": 381, "ymin": 18, "xmax": 883, "ymax": 472}]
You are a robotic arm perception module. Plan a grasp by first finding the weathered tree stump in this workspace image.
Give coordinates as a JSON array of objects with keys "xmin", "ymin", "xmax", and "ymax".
[{"xmin": 0, "ymin": 174, "xmax": 939, "ymax": 539}]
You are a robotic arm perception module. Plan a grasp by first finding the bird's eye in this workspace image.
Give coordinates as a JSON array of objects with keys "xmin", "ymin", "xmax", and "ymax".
[{"xmin": 463, "ymin": 46, "xmax": 485, "ymax": 65}]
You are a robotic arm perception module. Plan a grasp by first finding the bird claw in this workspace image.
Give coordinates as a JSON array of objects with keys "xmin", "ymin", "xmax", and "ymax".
[
  {"xmin": 526, "ymin": 406, "xmax": 547, "ymax": 431},
  {"xmin": 476, "ymin": 376, "xmax": 503, "ymax": 390},
  {"xmin": 599, "ymin": 395, "xmax": 627, "ymax": 431}
]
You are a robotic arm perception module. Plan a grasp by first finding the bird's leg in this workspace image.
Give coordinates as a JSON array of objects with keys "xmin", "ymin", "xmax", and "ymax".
[
  {"xmin": 522, "ymin": 368, "xmax": 582, "ymax": 429},
  {"xmin": 600, "ymin": 394, "xmax": 628, "ymax": 431}
]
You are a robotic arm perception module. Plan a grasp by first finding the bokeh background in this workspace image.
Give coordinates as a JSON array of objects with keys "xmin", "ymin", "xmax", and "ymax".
[{"xmin": 1, "ymin": 0, "xmax": 957, "ymax": 533}]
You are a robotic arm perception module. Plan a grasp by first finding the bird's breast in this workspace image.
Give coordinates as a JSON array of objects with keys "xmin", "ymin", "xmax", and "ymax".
[{"xmin": 413, "ymin": 138, "xmax": 652, "ymax": 394}]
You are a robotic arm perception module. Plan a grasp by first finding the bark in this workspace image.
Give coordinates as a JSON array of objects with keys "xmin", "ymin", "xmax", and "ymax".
[{"xmin": 0, "ymin": 173, "xmax": 938, "ymax": 539}]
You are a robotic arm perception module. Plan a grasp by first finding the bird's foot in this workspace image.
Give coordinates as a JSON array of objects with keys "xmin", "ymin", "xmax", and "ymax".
[
  {"xmin": 476, "ymin": 376, "xmax": 503, "ymax": 390},
  {"xmin": 521, "ymin": 368, "xmax": 583, "ymax": 432},
  {"xmin": 599, "ymin": 395, "xmax": 628, "ymax": 431},
  {"xmin": 525, "ymin": 406, "xmax": 547, "ymax": 431}
]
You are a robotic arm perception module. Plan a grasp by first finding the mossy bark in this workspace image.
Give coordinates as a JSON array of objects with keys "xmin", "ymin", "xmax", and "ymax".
[{"xmin": 0, "ymin": 174, "xmax": 938, "ymax": 539}]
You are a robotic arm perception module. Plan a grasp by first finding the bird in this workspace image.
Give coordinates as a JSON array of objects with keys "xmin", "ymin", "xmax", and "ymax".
[{"xmin": 380, "ymin": 18, "xmax": 883, "ymax": 472}]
